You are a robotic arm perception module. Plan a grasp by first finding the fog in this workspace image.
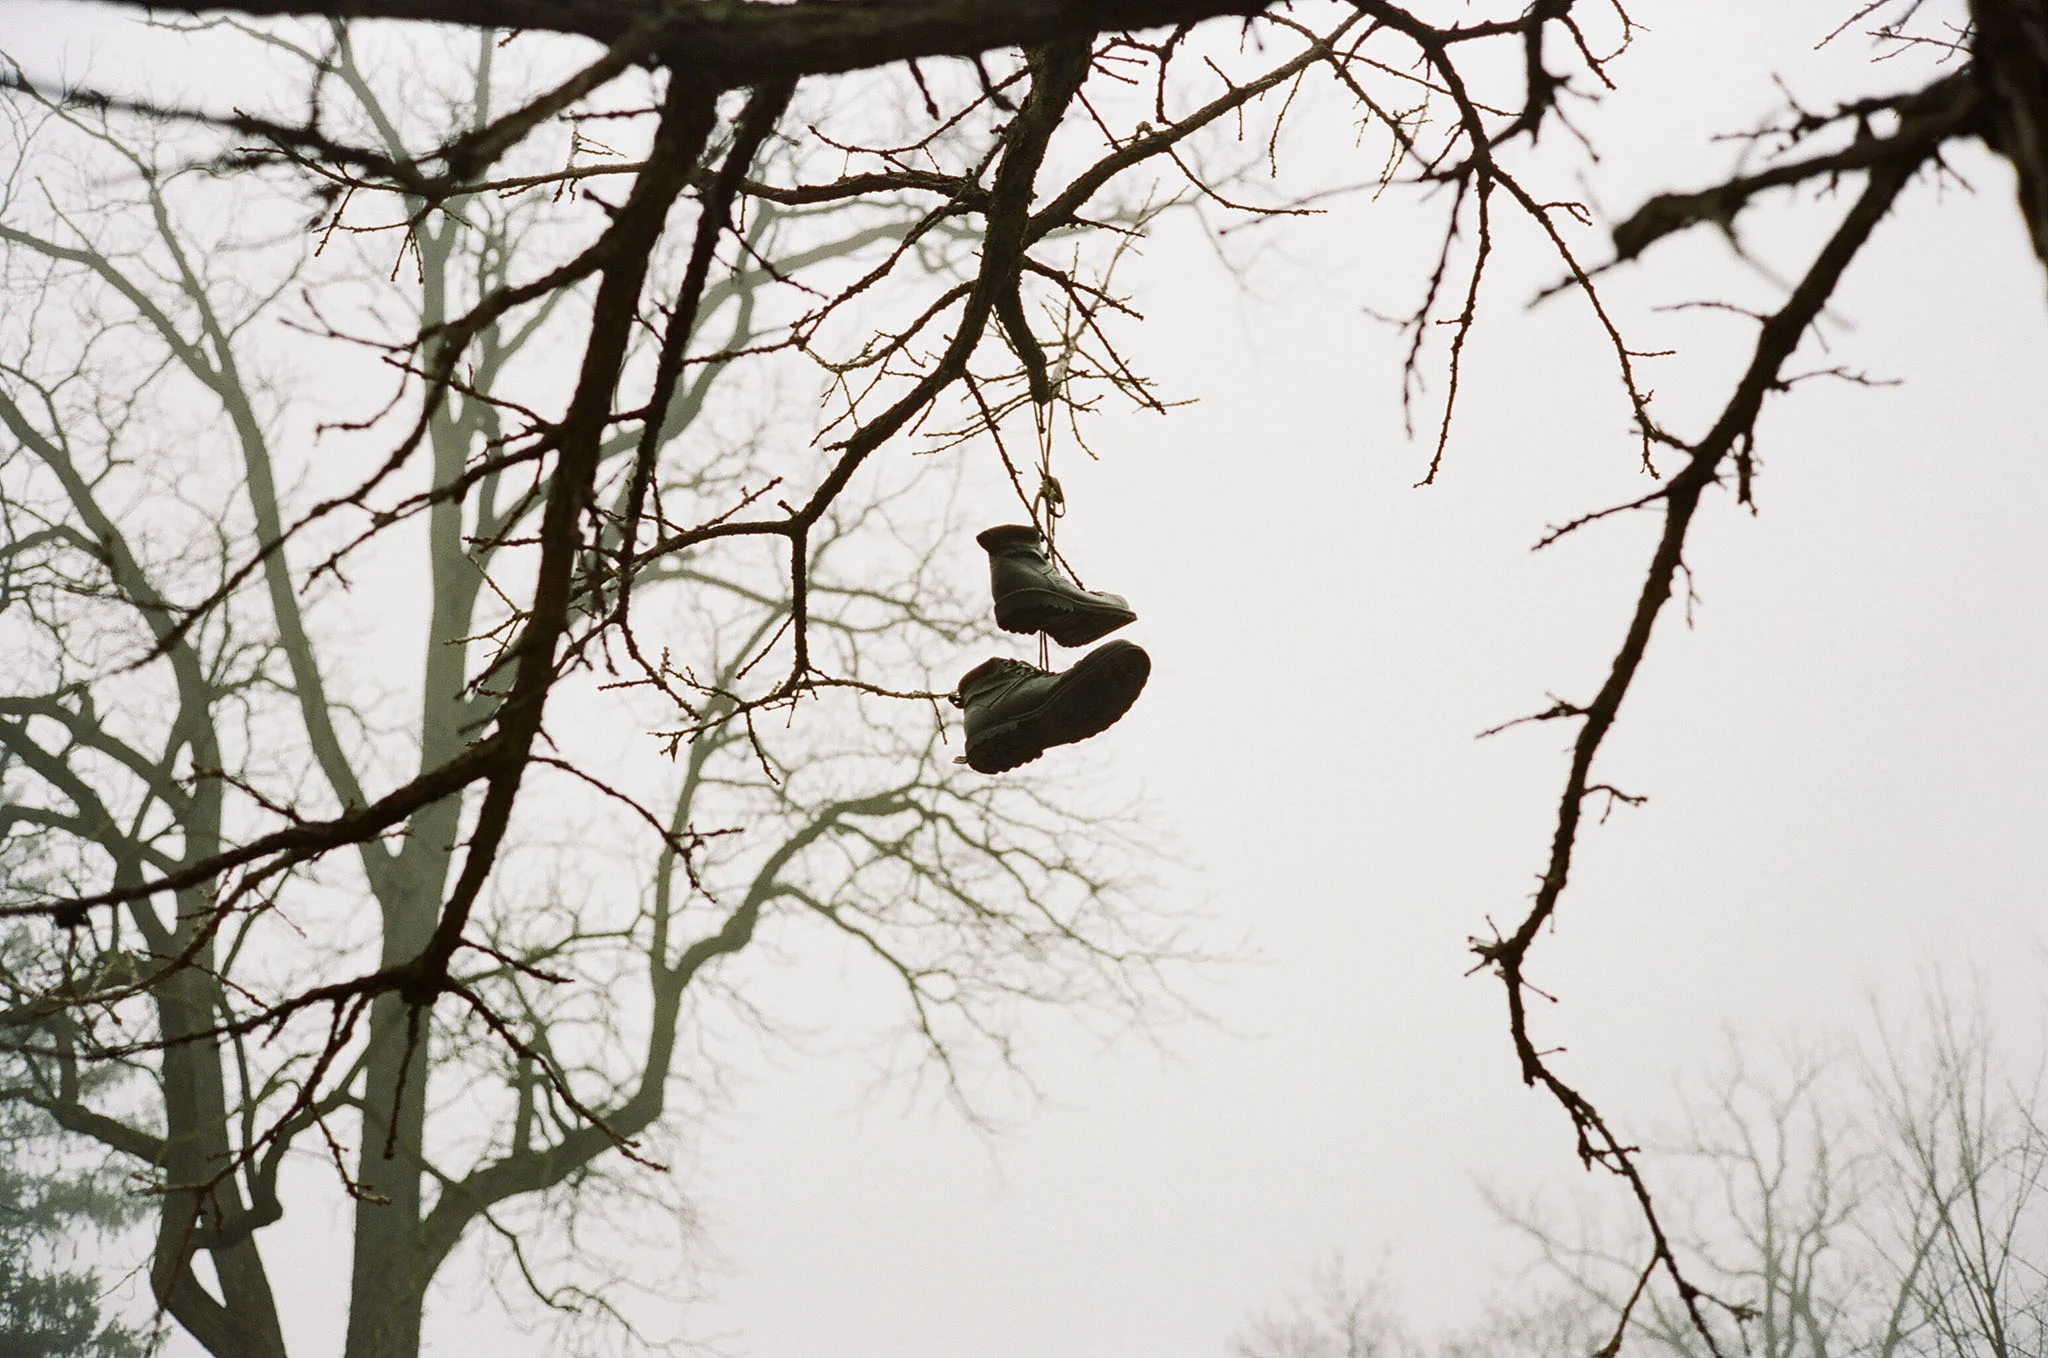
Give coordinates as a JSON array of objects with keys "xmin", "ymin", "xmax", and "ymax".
[{"xmin": 7, "ymin": 3, "xmax": 2046, "ymax": 1355}]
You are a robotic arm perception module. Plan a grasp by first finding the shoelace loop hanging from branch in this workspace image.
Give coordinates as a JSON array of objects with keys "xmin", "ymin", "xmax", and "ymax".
[{"xmin": 1031, "ymin": 397, "xmax": 1062, "ymax": 670}]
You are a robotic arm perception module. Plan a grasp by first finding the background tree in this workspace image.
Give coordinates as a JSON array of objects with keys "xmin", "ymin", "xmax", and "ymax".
[
  {"xmin": 1491, "ymin": 994, "xmax": 2048, "ymax": 1358},
  {"xmin": 1229, "ymin": 1259, "xmax": 1425, "ymax": 1358},
  {"xmin": 0, "ymin": 1066, "xmax": 151, "ymax": 1358},
  {"xmin": 1228, "ymin": 1255, "xmax": 1607, "ymax": 1358},
  {"xmin": 0, "ymin": 33, "xmax": 1176, "ymax": 1357},
  {"xmin": 1233, "ymin": 990, "xmax": 2048, "ymax": 1358},
  {"xmin": 3, "ymin": 2, "xmax": 2046, "ymax": 1355}
]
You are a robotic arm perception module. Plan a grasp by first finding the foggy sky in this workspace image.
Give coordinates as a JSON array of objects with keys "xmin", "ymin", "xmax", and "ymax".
[{"xmin": 9, "ymin": 3, "xmax": 2047, "ymax": 1355}]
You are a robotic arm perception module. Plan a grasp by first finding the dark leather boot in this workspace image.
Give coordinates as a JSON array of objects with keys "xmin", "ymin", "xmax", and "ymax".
[
  {"xmin": 953, "ymin": 640, "xmax": 1150, "ymax": 774},
  {"xmin": 977, "ymin": 524, "xmax": 1136, "ymax": 647}
]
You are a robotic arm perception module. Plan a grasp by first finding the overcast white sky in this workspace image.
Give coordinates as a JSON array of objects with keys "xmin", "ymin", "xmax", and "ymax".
[
  {"xmin": 671, "ymin": 10, "xmax": 2048, "ymax": 1353},
  {"xmin": 10, "ymin": 3, "xmax": 2048, "ymax": 1356}
]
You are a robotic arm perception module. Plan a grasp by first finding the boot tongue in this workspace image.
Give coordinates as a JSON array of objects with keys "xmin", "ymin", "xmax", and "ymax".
[{"xmin": 951, "ymin": 655, "xmax": 1038, "ymax": 705}]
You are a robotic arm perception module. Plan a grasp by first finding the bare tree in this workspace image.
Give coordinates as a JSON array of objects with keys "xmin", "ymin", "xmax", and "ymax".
[
  {"xmin": 1495, "ymin": 1047, "xmax": 1890, "ymax": 1358},
  {"xmin": 1229, "ymin": 1255, "xmax": 1607, "ymax": 1358},
  {"xmin": 1235, "ymin": 993, "xmax": 2047, "ymax": 1358},
  {"xmin": 1488, "ymin": 998, "xmax": 2048, "ymax": 1358},
  {"xmin": 0, "ymin": 35, "xmax": 1180, "ymax": 1357},
  {"xmin": 3, "ymin": 1, "xmax": 2046, "ymax": 1355},
  {"xmin": 1231, "ymin": 1259, "xmax": 1424, "ymax": 1358},
  {"xmin": 1867, "ymin": 993, "xmax": 2048, "ymax": 1358}
]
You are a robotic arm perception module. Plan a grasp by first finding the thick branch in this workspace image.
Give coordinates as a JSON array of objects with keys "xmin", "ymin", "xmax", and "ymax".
[
  {"xmin": 1971, "ymin": 0, "xmax": 2048, "ymax": 275},
  {"xmin": 73, "ymin": 0, "xmax": 1274, "ymax": 85},
  {"xmin": 1611, "ymin": 71, "xmax": 1981, "ymax": 264}
]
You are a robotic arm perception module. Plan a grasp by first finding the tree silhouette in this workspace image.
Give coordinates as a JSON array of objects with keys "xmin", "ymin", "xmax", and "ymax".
[{"xmin": 3, "ymin": 2, "xmax": 2045, "ymax": 1354}]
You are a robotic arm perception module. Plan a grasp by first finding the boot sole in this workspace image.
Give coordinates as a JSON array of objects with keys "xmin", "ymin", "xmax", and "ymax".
[
  {"xmin": 965, "ymin": 641, "xmax": 1151, "ymax": 774},
  {"xmin": 993, "ymin": 588, "xmax": 1137, "ymax": 648}
]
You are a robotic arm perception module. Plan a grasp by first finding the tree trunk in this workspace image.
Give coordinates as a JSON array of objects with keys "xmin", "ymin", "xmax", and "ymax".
[
  {"xmin": 154, "ymin": 962, "xmax": 290, "ymax": 1358},
  {"xmin": 1972, "ymin": 0, "xmax": 2048, "ymax": 274},
  {"xmin": 342, "ymin": 209, "xmax": 479, "ymax": 1358},
  {"xmin": 343, "ymin": 981, "xmax": 434, "ymax": 1358}
]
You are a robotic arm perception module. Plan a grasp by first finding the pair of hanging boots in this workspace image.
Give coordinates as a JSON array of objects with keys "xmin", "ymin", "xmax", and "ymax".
[{"xmin": 953, "ymin": 525, "xmax": 1148, "ymax": 775}]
